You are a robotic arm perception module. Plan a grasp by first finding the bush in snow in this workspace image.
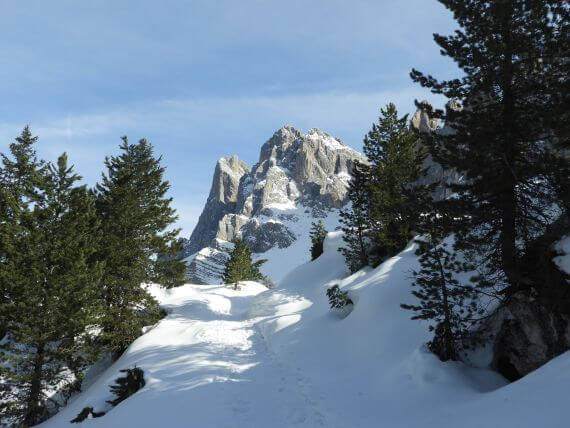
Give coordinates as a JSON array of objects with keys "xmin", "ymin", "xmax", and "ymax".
[
  {"xmin": 71, "ymin": 407, "xmax": 105, "ymax": 423},
  {"xmin": 327, "ymin": 285, "xmax": 353, "ymax": 309},
  {"xmin": 309, "ymin": 220, "xmax": 328, "ymax": 260},
  {"xmin": 106, "ymin": 366, "xmax": 146, "ymax": 407}
]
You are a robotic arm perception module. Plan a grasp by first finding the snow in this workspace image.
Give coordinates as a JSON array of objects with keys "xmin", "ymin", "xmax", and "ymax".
[
  {"xmin": 41, "ymin": 233, "xmax": 570, "ymax": 427},
  {"xmin": 255, "ymin": 206, "xmax": 341, "ymax": 284},
  {"xmin": 306, "ymin": 128, "xmax": 358, "ymax": 154},
  {"xmin": 553, "ymin": 235, "xmax": 570, "ymax": 275}
]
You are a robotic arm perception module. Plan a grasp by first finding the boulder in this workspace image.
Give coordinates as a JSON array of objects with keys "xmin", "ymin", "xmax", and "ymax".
[{"xmin": 492, "ymin": 293, "xmax": 570, "ymax": 381}]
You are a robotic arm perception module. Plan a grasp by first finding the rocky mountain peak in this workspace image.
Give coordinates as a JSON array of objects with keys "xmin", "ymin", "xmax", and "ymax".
[
  {"xmin": 213, "ymin": 155, "xmax": 250, "ymax": 204},
  {"xmin": 183, "ymin": 154, "xmax": 250, "ymax": 256},
  {"xmin": 258, "ymin": 125, "xmax": 303, "ymax": 165},
  {"xmin": 184, "ymin": 125, "xmax": 366, "ymax": 284}
]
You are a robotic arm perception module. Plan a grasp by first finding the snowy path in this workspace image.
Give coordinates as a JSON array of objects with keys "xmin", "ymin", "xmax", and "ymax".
[
  {"xmin": 42, "ymin": 282, "xmax": 341, "ymax": 428},
  {"xmin": 41, "ymin": 234, "xmax": 570, "ymax": 427}
]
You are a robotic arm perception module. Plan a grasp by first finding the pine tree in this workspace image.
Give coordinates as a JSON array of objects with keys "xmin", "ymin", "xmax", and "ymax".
[
  {"xmin": 401, "ymin": 211, "xmax": 479, "ymax": 361},
  {"xmin": 364, "ymin": 103, "xmax": 429, "ymax": 264},
  {"xmin": 1, "ymin": 135, "xmax": 103, "ymax": 425},
  {"xmin": 309, "ymin": 220, "xmax": 328, "ymax": 260},
  {"xmin": 0, "ymin": 127, "xmax": 45, "ymax": 342},
  {"xmin": 95, "ymin": 137, "xmax": 186, "ymax": 355},
  {"xmin": 411, "ymin": 0, "xmax": 570, "ymax": 293},
  {"xmin": 222, "ymin": 239, "xmax": 266, "ymax": 289},
  {"xmin": 339, "ymin": 161, "xmax": 372, "ymax": 273}
]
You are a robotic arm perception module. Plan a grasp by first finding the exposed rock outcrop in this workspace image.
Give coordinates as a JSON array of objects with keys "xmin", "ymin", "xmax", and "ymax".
[
  {"xmin": 492, "ymin": 293, "xmax": 570, "ymax": 381},
  {"xmin": 183, "ymin": 155, "xmax": 250, "ymax": 257},
  {"xmin": 184, "ymin": 125, "xmax": 365, "ymax": 283},
  {"xmin": 411, "ymin": 100, "xmax": 463, "ymax": 200}
]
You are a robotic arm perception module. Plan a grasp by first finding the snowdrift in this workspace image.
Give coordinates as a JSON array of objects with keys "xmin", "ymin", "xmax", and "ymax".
[{"xmin": 41, "ymin": 233, "xmax": 570, "ymax": 427}]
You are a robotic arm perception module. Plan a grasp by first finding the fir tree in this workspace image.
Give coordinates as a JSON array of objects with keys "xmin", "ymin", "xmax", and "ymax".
[
  {"xmin": 0, "ymin": 127, "xmax": 45, "ymax": 342},
  {"xmin": 309, "ymin": 220, "xmax": 328, "ymax": 260},
  {"xmin": 401, "ymin": 211, "xmax": 479, "ymax": 362},
  {"xmin": 95, "ymin": 137, "xmax": 186, "ymax": 355},
  {"xmin": 339, "ymin": 161, "xmax": 372, "ymax": 273},
  {"xmin": 364, "ymin": 103, "xmax": 428, "ymax": 264},
  {"xmin": 222, "ymin": 239, "xmax": 266, "ymax": 289},
  {"xmin": 411, "ymin": 0, "xmax": 570, "ymax": 293},
  {"xmin": 1, "ymin": 138, "xmax": 103, "ymax": 425},
  {"xmin": 106, "ymin": 367, "xmax": 146, "ymax": 407}
]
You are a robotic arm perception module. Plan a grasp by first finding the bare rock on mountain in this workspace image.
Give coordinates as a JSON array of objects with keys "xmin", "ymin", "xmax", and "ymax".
[
  {"xmin": 184, "ymin": 125, "xmax": 365, "ymax": 284},
  {"xmin": 241, "ymin": 219, "xmax": 297, "ymax": 253},
  {"xmin": 411, "ymin": 101, "xmax": 463, "ymax": 200},
  {"xmin": 184, "ymin": 155, "xmax": 250, "ymax": 256}
]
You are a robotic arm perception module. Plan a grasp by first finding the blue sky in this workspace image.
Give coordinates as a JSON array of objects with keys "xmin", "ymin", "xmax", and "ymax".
[{"xmin": 0, "ymin": 0, "xmax": 457, "ymax": 234}]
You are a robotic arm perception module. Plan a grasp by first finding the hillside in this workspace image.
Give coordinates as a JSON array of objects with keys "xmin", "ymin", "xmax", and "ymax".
[{"xmin": 41, "ymin": 233, "xmax": 570, "ymax": 427}]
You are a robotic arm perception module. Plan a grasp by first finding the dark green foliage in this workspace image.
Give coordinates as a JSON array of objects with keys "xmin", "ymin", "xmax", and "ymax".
[
  {"xmin": 71, "ymin": 407, "xmax": 105, "ymax": 423},
  {"xmin": 106, "ymin": 367, "xmax": 145, "ymax": 407},
  {"xmin": 364, "ymin": 103, "xmax": 429, "ymax": 265},
  {"xmin": 339, "ymin": 161, "xmax": 372, "ymax": 273},
  {"xmin": 309, "ymin": 220, "xmax": 328, "ymax": 260},
  {"xmin": 401, "ymin": 212, "xmax": 480, "ymax": 362},
  {"xmin": 0, "ymin": 130, "xmax": 103, "ymax": 426},
  {"xmin": 222, "ymin": 239, "xmax": 266, "ymax": 289},
  {"xmin": 326, "ymin": 285, "xmax": 354, "ymax": 309},
  {"xmin": 95, "ymin": 137, "xmax": 186, "ymax": 354},
  {"xmin": 71, "ymin": 407, "xmax": 93, "ymax": 423},
  {"xmin": 411, "ymin": 0, "xmax": 570, "ymax": 293},
  {"xmin": 340, "ymin": 103, "xmax": 429, "ymax": 272}
]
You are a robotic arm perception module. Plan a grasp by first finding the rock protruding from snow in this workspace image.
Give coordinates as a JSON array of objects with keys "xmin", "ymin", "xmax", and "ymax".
[
  {"xmin": 184, "ymin": 125, "xmax": 365, "ymax": 284},
  {"xmin": 411, "ymin": 101, "xmax": 462, "ymax": 200},
  {"xmin": 492, "ymin": 293, "xmax": 570, "ymax": 381},
  {"xmin": 184, "ymin": 155, "xmax": 250, "ymax": 256}
]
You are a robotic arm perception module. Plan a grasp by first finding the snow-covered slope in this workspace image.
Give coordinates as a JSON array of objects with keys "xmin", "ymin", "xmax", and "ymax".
[{"xmin": 42, "ymin": 234, "xmax": 570, "ymax": 427}]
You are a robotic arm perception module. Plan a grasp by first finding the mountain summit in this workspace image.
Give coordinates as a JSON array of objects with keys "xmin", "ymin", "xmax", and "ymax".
[{"xmin": 183, "ymin": 126, "xmax": 366, "ymax": 284}]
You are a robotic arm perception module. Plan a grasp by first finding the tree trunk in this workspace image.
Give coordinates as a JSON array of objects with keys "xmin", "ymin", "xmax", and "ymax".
[
  {"xmin": 499, "ymin": 1, "xmax": 519, "ymax": 291},
  {"xmin": 436, "ymin": 250, "xmax": 455, "ymax": 361},
  {"xmin": 23, "ymin": 343, "xmax": 45, "ymax": 426},
  {"xmin": 501, "ymin": 187, "xmax": 518, "ymax": 288}
]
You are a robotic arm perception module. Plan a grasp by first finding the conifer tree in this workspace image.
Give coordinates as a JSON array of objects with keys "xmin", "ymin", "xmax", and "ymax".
[
  {"xmin": 0, "ymin": 127, "xmax": 45, "ymax": 341},
  {"xmin": 1, "ymin": 136, "xmax": 103, "ymax": 425},
  {"xmin": 309, "ymin": 220, "xmax": 328, "ymax": 260},
  {"xmin": 339, "ymin": 161, "xmax": 372, "ymax": 273},
  {"xmin": 222, "ymin": 239, "xmax": 266, "ymax": 289},
  {"xmin": 95, "ymin": 137, "xmax": 186, "ymax": 355},
  {"xmin": 401, "ymin": 211, "xmax": 479, "ymax": 361},
  {"xmin": 364, "ymin": 103, "xmax": 428, "ymax": 264},
  {"xmin": 411, "ymin": 0, "xmax": 570, "ymax": 293}
]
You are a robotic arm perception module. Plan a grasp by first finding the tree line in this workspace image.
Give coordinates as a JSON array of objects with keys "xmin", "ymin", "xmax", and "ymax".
[
  {"xmin": 340, "ymin": 0, "xmax": 569, "ymax": 361},
  {"xmin": 0, "ymin": 130, "xmax": 186, "ymax": 425}
]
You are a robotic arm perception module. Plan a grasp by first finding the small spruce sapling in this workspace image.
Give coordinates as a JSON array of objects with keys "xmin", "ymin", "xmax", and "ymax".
[
  {"xmin": 326, "ymin": 285, "xmax": 353, "ymax": 309},
  {"xmin": 222, "ymin": 239, "xmax": 267, "ymax": 290},
  {"xmin": 309, "ymin": 220, "xmax": 328, "ymax": 260},
  {"xmin": 106, "ymin": 367, "xmax": 146, "ymax": 407}
]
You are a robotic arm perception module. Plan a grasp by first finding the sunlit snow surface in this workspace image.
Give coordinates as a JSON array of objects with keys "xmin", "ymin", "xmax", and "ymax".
[{"xmin": 42, "ymin": 234, "xmax": 570, "ymax": 427}]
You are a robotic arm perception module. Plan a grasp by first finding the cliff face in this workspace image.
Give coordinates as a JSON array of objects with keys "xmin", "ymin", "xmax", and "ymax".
[
  {"xmin": 184, "ymin": 125, "xmax": 366, "ymax": 284},
  {"xmin": 411, "ymin": 100, "xmax": 463, "ymax": 200},
  {"xmin": 183, "ymin": 155, "xmax": 250, "ymax": 257}
]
